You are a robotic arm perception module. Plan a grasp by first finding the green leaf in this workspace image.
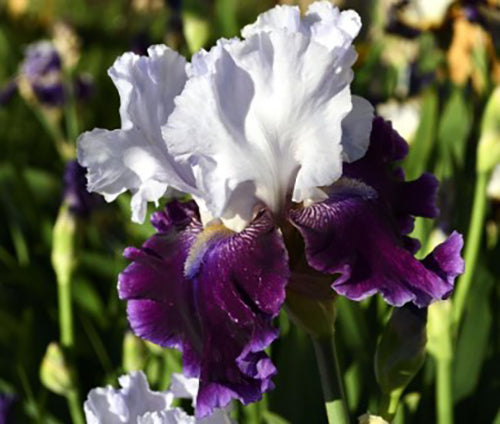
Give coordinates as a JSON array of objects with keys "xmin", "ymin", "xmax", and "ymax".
[
  {"xmin": 453, "ymin": 266, "xmax": 494, "ymax": 402},
  {"xmin": 437, "ymin": 88, "xmax": 471, "ymax": 178},
  {"xmin": 404, "ymin": 90, "xmax": 438, "ymax": 180}
]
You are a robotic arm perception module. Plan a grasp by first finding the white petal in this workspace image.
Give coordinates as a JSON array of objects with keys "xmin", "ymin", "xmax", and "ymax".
[
  {"xmin": 241, "ymin": 4, "xmax": 303, "ymax": 38},
  {"xmin": 77, "ymin": 46, "xmax": 198, "ymax": 222},
  {"xmin": 169, "ymin": 373, "xmax": 199, "ymax": 401},
  {"xmin": 164, "ymin": 28, "xmax": 364, "ymax": 228},
  {"xmin": 84, "ymin": 371, "xmax": 171, "ymax": 424},
  {"xmin": 341, "ymin": 95, "xmax": 374, "ymax": 163},
  {"xmin": 139, "ymin": 410, "xmax": 196, "ymax": 424},
  {"xmin": 109, "ymin": 45, "xmax": 186, "ymax": 131},
  {"xmin": 487, "ymin": 164, "xmax": 500, "ymax": 200},
  {"xmin": 305, "ymin": 2, "xmax": 361, "ymax": 53}
]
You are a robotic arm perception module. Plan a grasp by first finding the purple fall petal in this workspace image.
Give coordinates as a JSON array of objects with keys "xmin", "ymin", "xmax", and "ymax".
[
  {"xmin": 119, "ymin": 201, "xmax": 288, "ymax": 417},
  {"xmin": 344, "ymin": 117, "xmax": 439, "ymax": 235},
  {"xmin": 290, "ymin": 181, "xmax": 463, "ymax": 307}
]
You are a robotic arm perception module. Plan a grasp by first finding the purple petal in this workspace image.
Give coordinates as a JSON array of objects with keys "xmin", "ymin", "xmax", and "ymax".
[
  {"xmin": 32, "ymin": 82, "xmax": 65, "ymax": 106},
  {"xmin": 191, "ymin": 210, "xmax": 288, "ymax": 416},
  {"xmin": 119, "ymin": 203, "xmax": 288, "ymax": 417},
  {"xmin": 62, "ymin": 160, "xmax": 103, "ymax": 217},
  {"xmin": 21, "ymin": 42, "xmax": 62, "ymax": 79},
  {"xmin": 344, "ymin": 117, "xmax": 439, "ymax": 235},
  {"xmin": 289, "ymin": 182, "xmax": 463, "ymax": 308}
]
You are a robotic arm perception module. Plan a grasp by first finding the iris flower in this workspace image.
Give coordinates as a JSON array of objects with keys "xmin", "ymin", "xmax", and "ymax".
[
  {"xmin": 78, "ymin": 1, "xmax": 464, "ymax": 417},
  {"xmin": 84, "ymin": 371, "xmax": 232, "ymax": 423},
  {"xmin": 0, "ymin": 40, "xmax": 92, "ymax": 108}
]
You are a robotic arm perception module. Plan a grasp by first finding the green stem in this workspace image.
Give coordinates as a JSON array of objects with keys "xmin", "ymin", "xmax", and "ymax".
[
  {"xmin": 436, "ymin": 358, "xmax": 453, "ymax": 424},
  {"xmin": 66, "ymin": 389, "xmax": 85, "ymax": 424},
  {"xmin": 63, "ymin": 70, "xmax": 79, "ymax": 142},
  {"xmin": 26, "ymin": 100, "xmax": 73, "ymax": 160},
  {"xmin": 452, "ymin": 171, "xmax": 488, "ymax": 328},
  {"xmin": 58, "ymin": 279, "xmax": 74, "ymax": 348},
  {"xmin": 312, "ymin": 335, "xmax": 350, "ymax": 424},
  {"xmin": 379, "ymin": 390, "xmax": 402, "ymax": 422}
]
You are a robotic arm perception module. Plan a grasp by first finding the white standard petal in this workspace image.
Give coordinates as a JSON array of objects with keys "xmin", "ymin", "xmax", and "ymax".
[
  {"xmin": 241, "ymin": 4, "xmax": 303, "ymax": 38},
  {"xmin": 304, "ymin": 2, "xmax": 361, "ymax": 55},
  {"xmin": 163, "ymin": 28, "xmax": 359, "ymax": 229},
  {"xmin": 77, "ymin": 45, "xmax": 198, "ymax": 223},
  {"xmin": 341, "ymin": 95, "xmax": 374, "ymax": 163},
  {"xmin": 84, "ymin": 371, "xmax": 172, "ymax": 424}
]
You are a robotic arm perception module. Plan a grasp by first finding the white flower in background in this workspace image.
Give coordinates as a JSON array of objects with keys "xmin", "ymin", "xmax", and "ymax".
[
  {"xmin": 397, "ymin": 0, "xmax": 453, "ymax": 29},
  {"xmin": 84, "ymin": 371, "xmax": 232, "ymax": 424},
  {"xmin": 78, "ymin": 1, "xmax": 373, "ymax": 230},
  {"xmin": 377, "ymin": 99, "xmax": 421, "ymax": 145},
  {"xmin": 487, "ymin": 164, "xmax": 500, "ymax": 201}
]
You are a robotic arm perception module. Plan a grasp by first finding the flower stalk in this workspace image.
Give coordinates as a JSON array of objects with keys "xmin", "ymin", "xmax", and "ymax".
[
  {"xmin": 286, "ymin": 291, "xmax": 349, "ymax": 424},
  {"xmin": 312, "ymin": 335, "xmax": 350, "ymax": 424},
  {"xmin": 51, "ymin": 205, "xmax": 84, "ymax": 424}
]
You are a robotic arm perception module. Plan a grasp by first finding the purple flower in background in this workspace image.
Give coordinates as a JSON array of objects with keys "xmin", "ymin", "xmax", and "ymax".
[
  {"xmin": 62, "ymin": 160, "xmax": 103, "ymax": 217},
  {"xmin": 0, "ymin": 40, "xmax": 93, "ymax": 108},
  {"xmin": 0, "ymin": 393, "xmax": 16, "ymax": 424},
  {"xmin": 77, "ymin": 1, "xmax": 464, "ymax": 416},
  {"xmin": 20, "ymin": 41, "xmax": 65, "ymax": 106}
]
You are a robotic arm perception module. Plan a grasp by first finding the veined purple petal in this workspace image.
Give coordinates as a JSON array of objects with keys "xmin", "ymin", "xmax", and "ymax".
[
  {"xmin": 289, "ymin": 181, "xmax": 463, "ymax": 307},
  {"xmin": 119, "ymin": 201, "xmax": 288, "ymax": 417}
]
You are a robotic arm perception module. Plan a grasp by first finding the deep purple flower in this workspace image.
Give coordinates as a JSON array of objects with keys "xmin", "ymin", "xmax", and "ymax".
[
  {"xmin": 119, "ymin": 201, "xmax": 288, "ymax": 416},
  {"xmin": 63, "ymin": 160, "xmax": 102, "ymax": 217},
  {"xmin": 115, "ymin": 118, "xmax": 464, "ymax": 414},
  {"xmin": 0, "ymin": 393, "xmax": 16, "ymax": 424},
  {"xmin": 79, "ymin": 3, "xmax": 464, "ymax": 417}
]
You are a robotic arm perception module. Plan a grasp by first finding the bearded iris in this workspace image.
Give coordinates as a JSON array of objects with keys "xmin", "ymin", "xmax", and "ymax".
[{"xmin": 77, "ymin": 1, "xmax": 463, "ymax": 417}]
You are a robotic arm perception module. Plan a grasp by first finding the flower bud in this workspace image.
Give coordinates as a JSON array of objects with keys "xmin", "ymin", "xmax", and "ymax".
[
  {"xmin": 123, "ymin": 332, "xmax": 148, "ymax": 372},
  {"xmin": 477, "ymin": 86, "xmax": 500, "ymax": 173},
  {"xmin": 375, "ymin": 305, "xmax": 427, "ymax": 395},
  {"xmin": 51, "ymin": 204, "xmax": 77, "ymax": 286},
  {"xmin": 40, "ymin": 342, "xmax": 74, "ymax": 395}
]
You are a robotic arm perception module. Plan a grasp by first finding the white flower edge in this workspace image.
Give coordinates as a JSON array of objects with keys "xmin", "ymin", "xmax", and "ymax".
[
  {"xmin": 84, "ymin": 371, "xmax": 233, "ymax": 424},
  {"xmin": 77, "ymin": 45, "xmax": 198, "ymax": 223},
  {"xmin": 163, "ymin": 3, "xmax": 372, "ymax": 229}
]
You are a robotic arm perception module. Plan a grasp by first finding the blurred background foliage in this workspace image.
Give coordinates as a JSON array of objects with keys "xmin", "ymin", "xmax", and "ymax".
[{"xmin": 0, "ymin": 0, "xmax": 499, "ymax": 423}]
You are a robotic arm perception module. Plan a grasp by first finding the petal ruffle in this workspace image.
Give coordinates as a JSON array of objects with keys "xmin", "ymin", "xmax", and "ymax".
[
  {"xmin": 163, "ymin": 27, "xmax": 359, "ymax": 228},
  {"xmin": 289, "ymin": 181, "xmax": 463, "ymax": 307},
  {"xmin": 77, "ymin": 46, "xmax": 197, "ymax": 223},
  {"xmin": 119, "ymin": 201, "xmax": 288, "ymax": 417},
  {"xmin": 344, "ymin": 117, "xmax": 439, "ymax": 235}
]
